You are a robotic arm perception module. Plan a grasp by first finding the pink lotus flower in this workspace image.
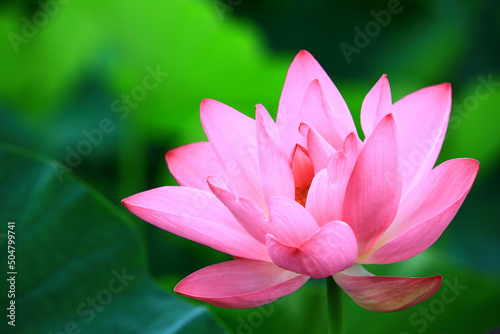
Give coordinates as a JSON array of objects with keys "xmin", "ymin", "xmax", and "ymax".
[{"xmin": 122, "ymin": 51, "xmax": 479, "ymax": 312}]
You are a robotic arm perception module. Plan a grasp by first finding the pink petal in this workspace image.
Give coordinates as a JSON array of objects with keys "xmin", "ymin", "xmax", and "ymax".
[
  {"xmin": 326, "ymin": 132, "xmax": 363, "ymax": 187},
  {"xmin": 174, "ymin": 259, "xmax": 309, "ymax": 308},
  {"xmin": 360, "ymin": 74, "xmax": 392, "ymax": 139},
  {"xmin": 208, "ymin": 176, "xmax": 269, "ymax": 244},
  {"xmin": 256, "ymin": 104, "xmax": 295, "ymax": 203},
  {"xmin": 299, "ymin": 79, "xmax": 350, "ymax": 150},
  {"xmin": 276, "ymin": 51, "xmax": 356, "ymax": 155},
  {"xmin": 165, "ymin": 142, "xmax": 223, "ymax": 191},
  {"xmin": 267, "ymin": 196, "xmax": 320, "ymax": 247},
  {"xmin": 342, "ymin": 115, "xmax": 402, "ymax": 256},
  {"xmin": 306, "ymin": 169, "xmax": 337, "ymax": 227},
  {"xmin": 266, "ymin": 221, "xmax": 358, "ymax": 278},
  {"xmin": 334, "ymin": 265, "xmax": 442, "ymax": 312},
  {"xmin": 289, "ymin": 144, "xmax": 315, "ymax": 190},
  {"xmin": 306, "ymin": 133, "xmax": 360, "ymax": 226},
  {"xmin": 392, "ymin": 83, "xmax": 452, "ymax": 196},
  {"xmin": 361, "ymin": 158, "xmax": 479, "ymax": 264},
  {"xmin": 200, "ymin": 99, "xmax": 265, "ymax": 210},
  {"xmin": 122, "ymin": 186, "xmax": 269, "ymax": 261},
  {"xmin": 299, "ymin": 122, "xmax": 335, "ymax": 174}
]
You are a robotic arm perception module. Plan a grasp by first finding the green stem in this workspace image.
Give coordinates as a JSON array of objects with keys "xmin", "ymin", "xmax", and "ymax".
[{"xmin": 326, "ymin": 276, "xmax": 344, "ymax": 334}]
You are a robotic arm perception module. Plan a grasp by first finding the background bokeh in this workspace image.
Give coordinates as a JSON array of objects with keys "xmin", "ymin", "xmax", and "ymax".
[{"xmin": 1, "ymin": 0, "xmax": 499, "ymax": 333}]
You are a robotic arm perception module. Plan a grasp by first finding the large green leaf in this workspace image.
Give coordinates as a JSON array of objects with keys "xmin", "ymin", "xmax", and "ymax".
[{"xmin": 0, "ymin": 143, "xmax": 225, "ymax": 334}]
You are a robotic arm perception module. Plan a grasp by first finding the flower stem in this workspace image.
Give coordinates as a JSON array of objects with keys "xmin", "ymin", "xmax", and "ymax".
[{"xmin": 326, "ymin": 276, "xmax": 344, "ymax": 334}]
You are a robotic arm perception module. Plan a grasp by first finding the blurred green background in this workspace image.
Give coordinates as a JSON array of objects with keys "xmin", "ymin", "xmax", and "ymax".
[{"xmin": 1, "ymin": 0, "xmax": 499, "ymax": 333}]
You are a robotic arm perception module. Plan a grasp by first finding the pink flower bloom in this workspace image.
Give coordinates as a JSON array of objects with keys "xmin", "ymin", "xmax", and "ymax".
[{"xmin": 122, "ymin": 51, "xmax": 479, "ymax": 312}]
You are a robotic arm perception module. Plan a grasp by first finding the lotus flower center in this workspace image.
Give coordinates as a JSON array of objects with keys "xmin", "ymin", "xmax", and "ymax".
[{"xmin": 295, "ymin": 185, "xmax": 310, "ymax": 207}]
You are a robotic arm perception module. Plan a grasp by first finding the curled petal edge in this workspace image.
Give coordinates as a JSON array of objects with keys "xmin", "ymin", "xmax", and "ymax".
[
  {"xmin": 334, "ymin": 265, "xmax": 442, "ymax": 312},
  {"xmin": 175, "ymin": 259, "xmax": 309, "ymax": 308}
]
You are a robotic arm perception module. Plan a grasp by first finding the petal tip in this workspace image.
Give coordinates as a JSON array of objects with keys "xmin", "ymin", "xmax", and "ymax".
[
  {"xmin": 121, "ymin": 195, "xmax": 135, "ymax": 208},
  {"xmin": 255, "ymin": 104, "xmax": 267, "ymax": 121},
  {"xmin": 164, "ymin": 147, "xmax": 178, "ymax": 166},
  {"xmin": 441, "ymin": 82, "xmax": 452, "ymax": 90},
  {"xmin": 297, "ymin": 49, "xmax": 312, "ymax": 58},
  {"xmin": 199, "ymin": 98, "xmax": 219, "ymax": 115},
  {"xmin": 207, "ymin": 175, "xmax": 228, "ymax": 192},
  {"xmin": 382, "ymin": 112, "xmax": 395, "ymax": 123},
  {"xmin": 432, "ymin": 82, "xmax": 452, "ymax": 96},
  {"xmin": 298, "ymin": 122, "xmax": 310, "ymax": 136},
  {"xmin": 471, "ymin": 158, "xmax": 480, "ymax": 169},
  {"xmin": 164, "ymin": 149, "xmax": 171, "ymax": 162},
  {"xmin": 200, "ymin": 98, "xmax": 213, "ymax": 106}
]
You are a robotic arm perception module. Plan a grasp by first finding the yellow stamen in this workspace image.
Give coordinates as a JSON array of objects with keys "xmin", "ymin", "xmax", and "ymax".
[{"xmin": 295, "ymin": 185, "xmax": 310, "ymax": 207}]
